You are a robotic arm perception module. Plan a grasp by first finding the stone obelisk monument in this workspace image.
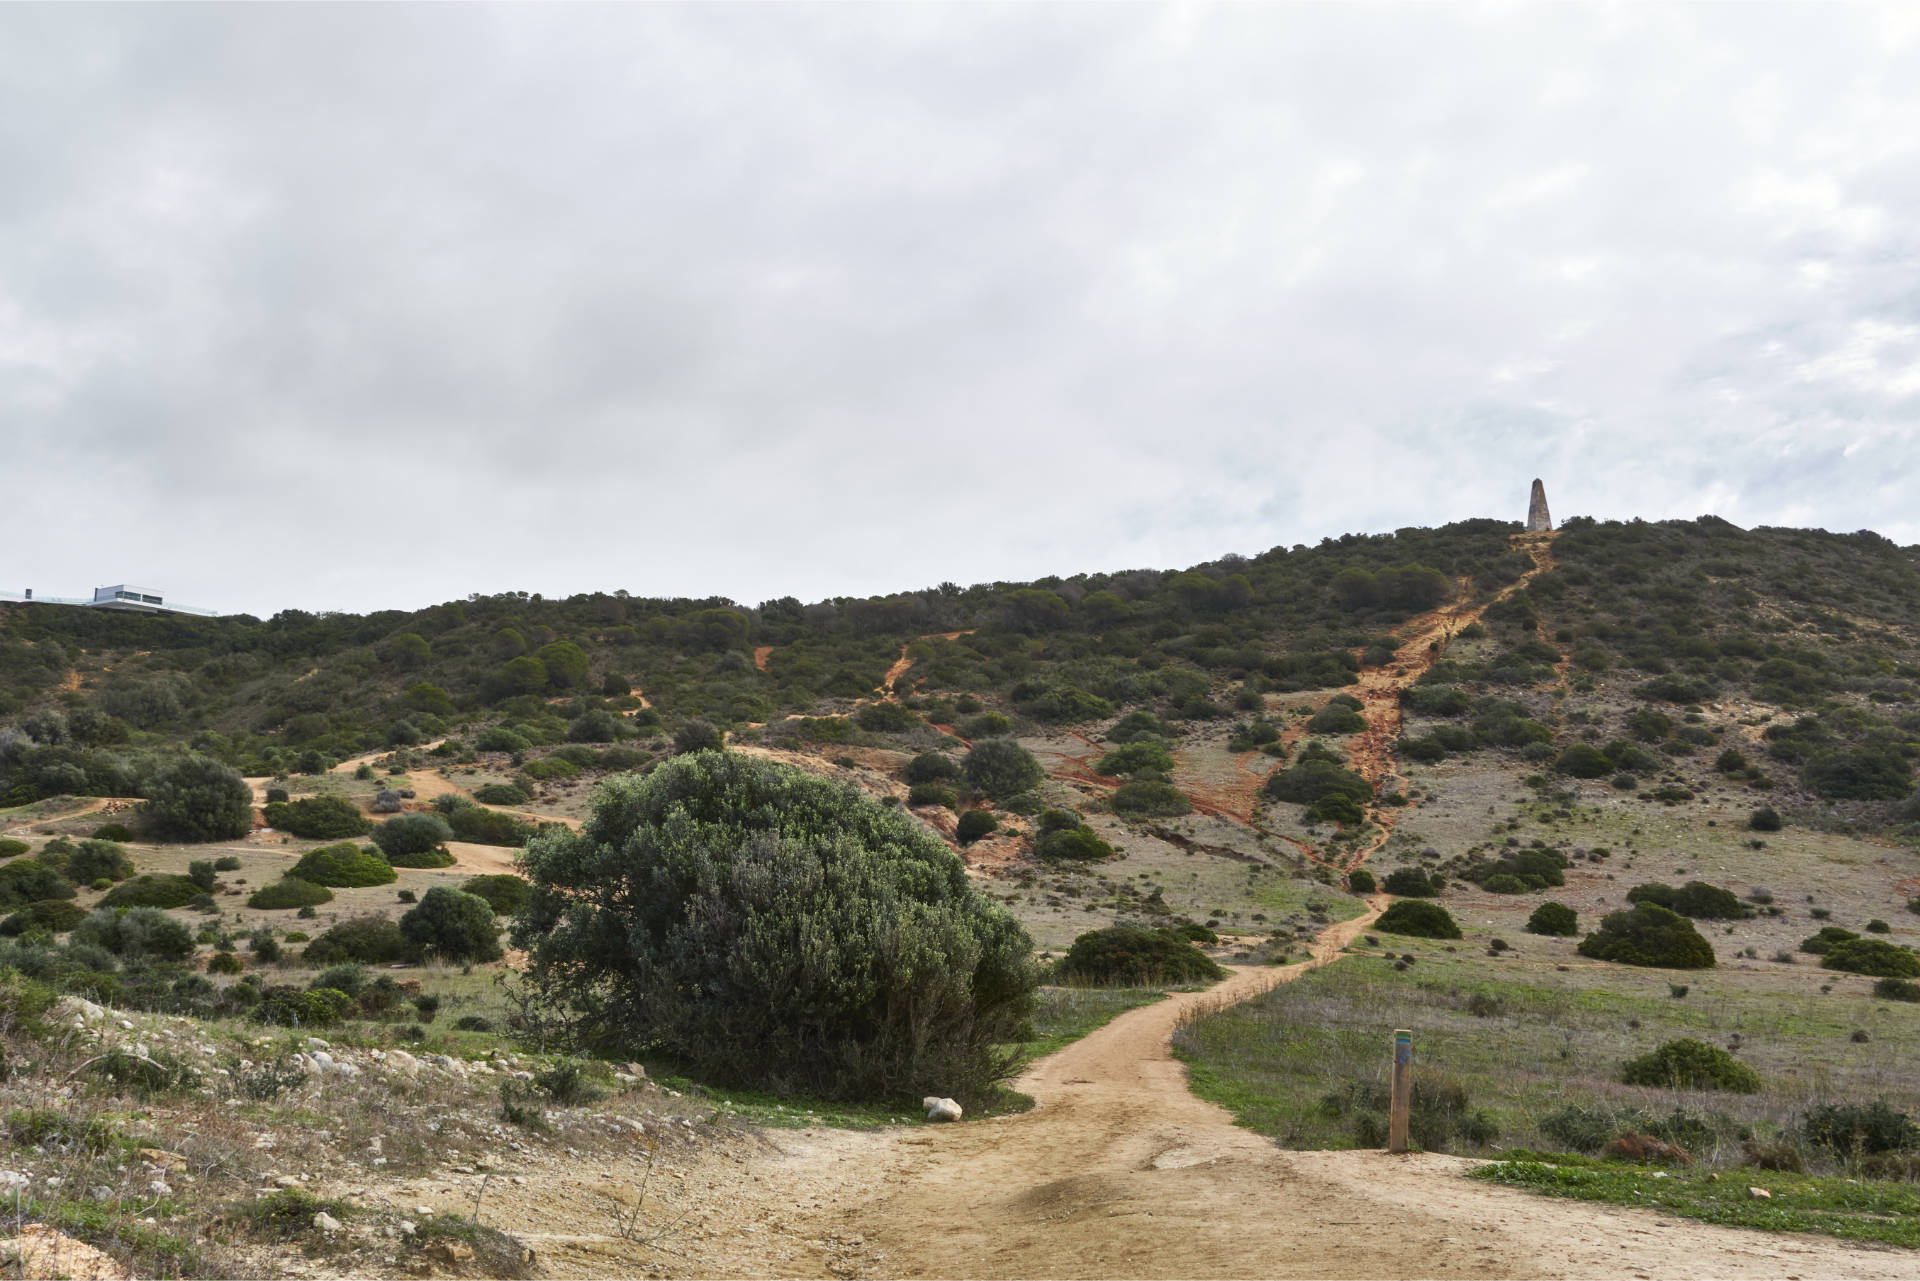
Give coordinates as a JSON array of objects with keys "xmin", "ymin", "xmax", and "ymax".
[{"xmin": 1526, "ymin": 479, "xmax": 1552, "ymax": 532}]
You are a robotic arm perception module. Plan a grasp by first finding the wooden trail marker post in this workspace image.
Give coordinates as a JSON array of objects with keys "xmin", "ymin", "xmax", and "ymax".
[{"xmin": 1388, "ymin": 1029, "xmax": 1412, "ymax": 1153}]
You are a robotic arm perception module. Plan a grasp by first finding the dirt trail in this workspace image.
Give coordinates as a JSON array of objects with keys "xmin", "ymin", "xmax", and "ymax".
[{"xmin": 484, "ymin": 891, "xmax": 1918, "ymax": 1280}]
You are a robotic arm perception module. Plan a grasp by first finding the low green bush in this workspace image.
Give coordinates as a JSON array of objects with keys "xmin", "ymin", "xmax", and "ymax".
[
  {"xmin": 253, "ymin": 985, "xmax": 353, "ymax": 1028},
  {"xmin": 1822, "ymin": 938, "xmax": 1920, "ymax": 978},
  {"xmin": 1801, "ymin": 1100, "xmax": 1918, "ymax": 1155},
  {"xmin": 1526, "ymin": 902, "xmax": 1579, "ymax": 936},
  {"xmin": 1111, "ymin": 779, "xmax": 1192, "ymax": 818},
  {"xmin": 446, "ymin": 805, "xmax": 536, "ymax": 847},
  {"xmin": 72, "ymin": 906, "xmax": 196, "ymax": 962},
  {"xmin": 1626, "ymin": 881, "xmax": 1751, "ymax": 920},
  {"xmin": 0, "ymin": 839, "xmax": 27, "ymax": 859},
  {"xmin": 461, "ymin": 874, "xmax": 532, "ymax": 915},
  {"xmin": 1347, "ymin": 869, "xmax": 1376, "ymax": 894},
  {"xmin": 1872, "ymin": 977, "xmax": 1920, "ymax": 1003},
  {"xmin": 1577, "ymin": 903, "xmax": 1716, "ymax": 969},
  {"xmin": 1035, "ymin": 822, "xmax": 1115, "ymax": 861},
  {"xmin": 904, "ymin": 753, "xmax": 961, "ymax": 785},
  {"xmin": 1381, "ymin": 867, "xmax": 1440, "ymax": 897},
  {"xmin": 91, "ymin": 823, "xmax": 135, "ymax": 843},
  {"xmin": 856, "ymin": 702, "xmax": 921, "ymax": 732},
  {"xmin": 99, "ymin": 874, "xmax": 200, "ymax": 910},
  {"xmin": 1800, "ymin": 925, "xmax": 1859, "ymax": 955},
  {"xmin": 1749, "ymin": 806, "xmax": 1783, "ymax": 832},
  {"xmin": 263, "ymin": 795, "xmax": 371, "ymax": 839},
  {"xmin": 1058, "ymin": 925, "xmax": 1225, "ymax": 985},
  {"xmin": 1095, "ymin": 741, "xmax": 1174, "ymax": 777},
  {"xmin": 1620, "ymin": 1037, "xmax": 1759, "ymax": 1093},
  {"xmin": 963, "ymin": 738, "xmax": 1044, "ymax": 799},
  {"xmin": 472, "ymin": 782, "xmax": 530, "ymax": 806},
  {"xmin": 246, "ymin": 877, "xmax": 335, "ymax": 910},
  {"xmin": 301, "ymin": 915, "xmax": 417, "ymax": 966},
  {"xmin": 908, "ymin": 783, "xmax": 958, "ymax": 810},
  {"xmin": 1264, "ymin": 752, "xmax": 1372, "ymax": 807},
  {"xmin": 1375, "ymin": 900, "xmax": 1461, "ymax": 939},
  {"xmin": 1307, "ymin": 703, "xmax": 1365, "ymax": 735},
  {"xmin": 0, "ymin": 899, "xmax": 89, "ymax": 936},
  {"xmin": 290, "ymin": 842, "xmax": 397, "ymax": 888},
  {"xmin": 400, "ymin": 887, "xmax": 503, "ymax": 963}
]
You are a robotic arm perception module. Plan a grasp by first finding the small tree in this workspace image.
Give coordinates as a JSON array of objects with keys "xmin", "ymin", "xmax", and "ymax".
[
  {"xmin": 370, "ymin": 813, "xmax": 455, "ymax": 862},
  {"xmin": 1375, "ymin": 900, "xmax": 1461, "ymax": 939},
  {"xmin": 673, "ymin": 721, "xmax": 724, "ymax": 755},
  {"xmin": 956, "ymin": 809, "xmax": 998, "ymax": 845},
  {"xmin": 400, "ymin": 887, "xmax": 502, "ymax": 963},
  {"xmin": 142, "ymin": 754, "xmax": 254, "ymax": 842},
  {"xmin": 1526, "ymin": 901, "xmax": 1579, "ymax": 936},
  {"xmin": 1577, "ymin": 902, "xmax": 1715, "ymax": 969}
]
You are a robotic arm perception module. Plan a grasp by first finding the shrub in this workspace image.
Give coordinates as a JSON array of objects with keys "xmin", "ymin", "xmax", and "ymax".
[
  {"xmin": 1822, "ymin": 938, "xmax": 1920, "ymax": 978},
  {"xmin": 1867, "ymin": 919, "xmax": 1891, "ymax": 933},
  {"xmin": 568, "ymin": 709, "xmax": 624, "ymax": 743},
  {"xmin": 472, "ymin": 782, "xmax": 530, "ymax": 806},
  {"xmin": 1748, "ymin": 806, "xmax": 1783, "ymax": 832},
  {"xmin": 461, "ymin": 874, "xmax": 532, "ymax": 915},
  {"xmin": 1381, "ymin": 868, "xmax": 1440, "ymax": 897},
  {"xmin": 206, "ymin": 950, "xmax": 245, "ymax": 975},
  {"xmin": 1554, "ymin": 744, "xmax": 1614, "ymax": 778},
  {"xmin": 955, "ymin": 809, "xmax": 998, "ymax": 845},
  {"xmin": 522, "ymin": 757, "xmax": 580, "ymax": 781},
  {"xmin": 1873, "ymin": 977, "xmax": 1920, "ymax": 1002},
  {"xmin": 370, "ymin": 789, "xmax": 406, "ymax": 814},
  {"xmin": 1799, "ymin": 925, "xmax": 1858, "ymax": 955},
  {"xmin": 1375, "ymin": 900, "xmax": 1461, "ymax": 939},
  {"xmin": 253, "ymin": 985, "xmax": 353, "ymax": 1028},
  {"xmin": 1036, "ymin": 824, "xmax": 1115, "ymax": 861},
  {"xmin": 371, "ymin": 812, "xmax": 454, "ymax": 862},
  {"xmin": 512, "ymin": 751, "xmax": 1037, "ymax": 1103},
  {"xmin": 399, "ymin": 887, "xmax": 503, "ymax": 963},
  {"xmin": 963, "ymin": 739, "xmax": 1045, "ymax": 800},
  {"xmin": 99, "ymin": 873, "xmax": 200, "ymax": 910},
  {"xmin": 187, "ymin": 859, "xmax": 217, "ymax": 891},
  {"xmin": 455, "ymin": 1014, "xmax": 495, "ymax": 1032},
  {"xmin": 908, "ymin": 783, "xmax": 958, "ymax": 810},
  {"xmin": 67, "ymin": 839, "xmax": 135, "ymax": 884},
  {"xmin": 1801, "ymin": 1100, "xmax": 1918, "ymax": 1156},
  {"xmin": 446, "ymin": 805, "xmax": 535, "ymax": 847},
  {"xmin": 142, "ymin": 754, "xmax": 255, "ymax": 842},
  {"xmin": 72, "ymin": 906, "xmax": 196, "ymax": 962},
  {"xmin": 476, "ymin": 726, "xmax": 531, "ymax": 753},
  {"xmin": 246, "ymin": 877, "xmax": 335, "ymax": 910},
  {"xmin": 1264, "ymin": 758, "xmax": 1372, "ymax": 807},
  {"xmin": 263, "ymin": 795, "xmax": 372, "ymax": 840},
  {"xmin": 1402, "ymin": 737, "xmax": 1447, "ymax": 765},
  {"xmin": 0, "ymin": 899, "xmax": 89, "ymax": 936},
  {"xmin": 1058, "ymin": 926, "xmax": 1226, "ymax": 985},
  {"xmin": 904, "ymin": 753, "xmax": 961, "ymax": 785},
  {"xmin": 1540, "ymin": 1104, "xmax": 1619, "ymax": 1153},
  {"xmin": 1111, "ymin": 780, "xmax": 1192, "ymax": 818},
  {"xmin": 264, "ymin": 787, "xmax": 290, "ymax": 804},
  {"xmin": 1626, "ymin": 881, "xmax": 1752, "ymax": 920},
  {"xmin": 302, "ymin": 916, "xmax": 417, "ymax": 966},
  {"xmin": 1307, "ymin": 703, "xmax": 1365, "ymax": 735},
  {"xmin": 0, "ymin": 839, "xmax": 26, "ymax": 860},
  {"xmin": 1095, "ymin": 741, "xmax": 1175, "ymax": 777},
  {"xmin": 960, "ymin": 712, "xmax": 1015, "ymax": 739},
  {"xmin": 1347, "ymin": 869, "xmax": 1376, "ymax": 895},
  {"xmin": 672, "ymin": 721, "xmax": 724, "ymax": 755},
  {"xmin": 91, "ymin": 822, "xmax": 135, "ymax": 842},
  {"xmin": 214, "ymin": 855, "xmax": 242, "ymax": 872},
  {"xmin": 1621, "ymin": 1037, "xmax": 1759, "ymax": 1093},
  {"xmin": 1578, "ymin": 903, "xmax": 1716, "ymax": 969},
  {"xmin": 856, "ymin": 702, "xmax": 920, "ymax": 733},
  {"xmin": 1481, "ymin": 873, "xmax": 1527, "ymax": 895},
  {"xmin": 1526, "ymin": 902, "xmax": 1579, "ymax": 936},
  {"xmin": 290, "ymin": 842, "xmax": 397, "ymax": 888}
]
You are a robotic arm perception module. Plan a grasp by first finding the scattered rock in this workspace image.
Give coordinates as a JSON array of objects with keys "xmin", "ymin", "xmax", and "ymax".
[
  {"xmin": 426, "ymin": 1241, "xmax": 474, "ymax": 1266},
  {"xmin": 624, "ymin": 1062, "xmax": 647, "ymax": 1079},
  {"xmin": 1749, "ymin": 1186, "xmax": 1772, "ymax": 1200},
  {"xmin": 139, "ymin": 1148, "xmax": 188, "ymax": 1171},
  {"xmin": 400, "ymin": 1220, "xmax": 418, "ymax": 1237},
  {"xmin": 306, "ymin": 1037, "xmax": 331, "ymax": 1050},
  {"xmin": 923, "ymin": 1096, "xmax": 963, "ymax": 1123},
  {"xmin": 310, "ymin": 1051, "xmax": 335, "ymax": 1071},
  {"xmin": 0, "ymin": 1170, "xmax": 26, "ymax": 1192},
  {"xmin": 274, "ymin": 1175, "xmax": 303, "ymax": 1189},
  {"xmin": 313, "ymin": 1211, "xmax": 342, "ymax": 1232}
]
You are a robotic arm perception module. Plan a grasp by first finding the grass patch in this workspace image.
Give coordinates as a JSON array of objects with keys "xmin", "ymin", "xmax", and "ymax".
[
  {"xmin": 1014, "ymin": 984, "xmax": 1169, "ymax": 1066},
  {"xmin": 1171, "ymin": 952, "xmax": 1920, "ymax": 1159},
  {"xmin": 1471, "ymin": 1151, "xmax": 1920, "ymax": 1249}
]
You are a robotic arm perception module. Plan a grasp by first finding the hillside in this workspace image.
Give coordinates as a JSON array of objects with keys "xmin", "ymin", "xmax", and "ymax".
[{"xmin": 5, "ymin": 512, "xmax": 1920, "ymax": 1278}]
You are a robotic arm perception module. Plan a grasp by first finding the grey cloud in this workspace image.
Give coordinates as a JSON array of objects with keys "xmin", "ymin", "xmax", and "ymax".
[{"xmin": 5, "ymin": 4, "xmax": 1920, "ymax": 616}]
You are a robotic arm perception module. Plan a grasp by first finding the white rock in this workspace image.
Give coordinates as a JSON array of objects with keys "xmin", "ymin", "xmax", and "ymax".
[
  {"xmin": 0, "ymin": 1170, "xmax": 27, "ymax": 1191},
  {"xmin": 313, "ymin": 1211, "xmax": 342, "ymax": 1232},
  {"xmin": 923, "ymin": 1096, "xmax": 963, "ymax": 1122},
  {"xmin": 399, "ymin": 1220, "xmax": 417, "ymax": 1237},
  {"xmin": 309, "ymin": 1051, "xmax": 334, "ymax": 1071},
  {"xmin": 118, "ymin": 1019, "xmax": 134, "ymax": 1031},
  {"xmin": 306, "ymin": 1037, "xmax": 331, "ymax": 1050},
  {"xmin": 148, "ymin": 1180, "xmax": 172, "ymax": 1196},
  {"xmin": 385, "ymin": 1050, "xmax": 419, "ymax": 1073},
  {"xmin": 334, "ymin": 1061, "xmax": 358, "ymax": 1078}
]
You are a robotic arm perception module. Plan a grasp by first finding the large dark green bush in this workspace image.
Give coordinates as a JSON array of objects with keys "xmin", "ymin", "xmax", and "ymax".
[
  {"xmin": 1307, "ymin": 703, "xmax": 1366, "ymax": 735},
  {"xmin": 1554, "ymin": 744, "xmax": 1614, "ymax": 778},
  {"xmin": 1375, "ymin": 900, "xmax": 1461, "ymax": 939},
  {"xmin": 904, "ymin": 753, "xmax": 961, "ymax": 785},
  {"xmin": 141, "ymin": 754, "xmax": 254, "ymax": 842},
  {"xmin": 66, "ymin": 840, "xmax": 135, "ymax": 884},
  {"xmin": 1802, "ymin": 747, "xmax": 1913, "ymax": 801},
  {"xmin": 1748, "ymin": 806, "xmax": 1783, "ymax": 832},
  {"xmin": 0, "ymin": 839, "xmax": 27, "ymax": 859},
  {"xmin": 370, "ymin": 813, "xmax": 454, "ymax": 862},
  {"xmin": 1381, "ymin": 867, "xmax": 1440, "ymax": 897},
  {"xmin": 672, "ymin": 720, "xmax": 724, "ymax": 754},
  {"xmin": 963, "ymin": 738, "xmax": 1045, "ymax": 800},
  {"xmin": 472, "ymin": 782, "xmax": 530, "ymax": 806},
  {"xmin": 461, "ymin": 874, "xmax": 532, "ymax": 916},
  {"xmin": 1577, "ymin": 903, "xmax": 1716, "ymax": 969},
  {"xmin": 1821, "ymin": 937, "xmax": 1920, "ymax": 978},
  {"xmin": 1800, "ymin": 925, "xmax": 1859, "ymax": 955},
  {"xmin": 1105, "ymin": 711, "xmax": 1172, "ymax": 744},
  {"xmin": 1620, "ymin": 1038, "xmax": 1759, "ymax": 1093},
  {"xmin": 246, "ymin": 877, "xmax": 335, "ymax": 910},
  {"xmin": 1111, "ymin": 780, "xmax": 1192, "ymax": 818},
  {"xmin": 301, "ymin": 916, "xmax": 417, "ymax": 966},
  {"xmin": 1347, "ymin": 869, "xmax": 1376, "ymax": 894},
  {"xmin": 263, "ymin": 795, "xmax": 372, "ymax": 840},
  {"xmin": 0, "ymin": 858, "xmax": 76, "ymax": 910},
  {"xmin": 71, "ymin": 907, "xmax": 196, "ymax": 962},
  {"xmin": 855, "ymin": 702, "xmax": 920, "ymax": 732},
  {"xmin": 253, "ymin": 985, "xmax": 353, "ymax": 1028},
  {"xmin": 511, "ymin": 751, "xmax": 1037, "ymax": 1103},
  {"xmin": 446, "ymin": 805, "xmax": 536, "ymax": 847},
  {"xmin": 1057, "ymin": 926, "xmax": 1226, "ymax": 985},
  {"xmin": 1263, "ymin": 756, "xmax": 1372, "ymax": 808},
  {"xmin": 1626, "ymin": 881, "xmax": 1752, "ymax": 920},
  {"xmin": 400, "ymin": 887, "xmax": 502, "ymax": 963},
  {"xmin": 99, "ymin": 874, "xmax": 200, "ymax": 910},
  {"xmin": 289, "ymin": 842, "xmax": 397, "ymax": 888},
  {"xmin": 955, "ymin": 809, "xmax": 998, "ymax": 845},
  {"xmin": 1526, "ymin": 902, "xmax": 1579, "ymax": 936}
]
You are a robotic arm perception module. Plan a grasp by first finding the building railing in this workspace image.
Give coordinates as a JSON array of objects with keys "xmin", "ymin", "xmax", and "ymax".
[{"xmin": 0, "ymin": 591, "xmax": 221, "ymax": 617}]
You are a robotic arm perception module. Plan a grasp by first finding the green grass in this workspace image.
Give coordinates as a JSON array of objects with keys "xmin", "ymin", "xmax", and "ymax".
[
  {"xmin": 1471, "ymin": 1151, "xmax": 1920, "ymax": 1249},
  {"xmin": 1171, "ymin": 951, "xmax": 1920, "ymax": 1159},
  {"xmin": 1013, "ymin": 983, "xmax": 1169, "ymax": 1066}
]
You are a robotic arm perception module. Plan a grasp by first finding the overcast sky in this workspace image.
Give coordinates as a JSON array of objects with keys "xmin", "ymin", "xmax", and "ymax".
[{"xmin": 6, "ymin": 4, "xmax": 1920, "ymax": 619}]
